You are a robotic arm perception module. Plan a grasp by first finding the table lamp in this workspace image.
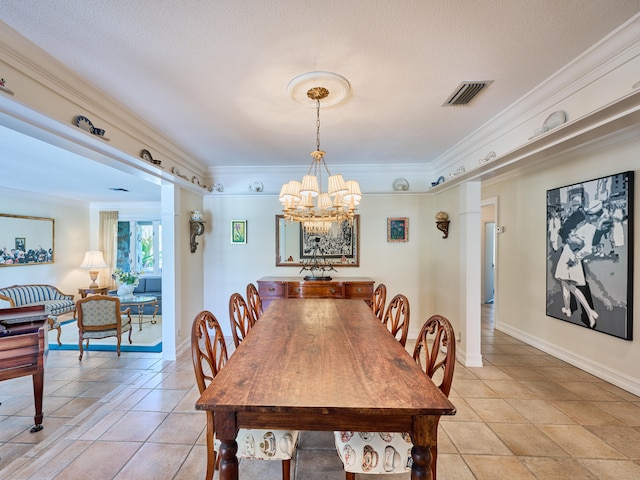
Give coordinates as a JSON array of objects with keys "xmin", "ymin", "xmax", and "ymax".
[{"xmin": 80, "ymin": 251, "xmax": 108, "ymax": 288}]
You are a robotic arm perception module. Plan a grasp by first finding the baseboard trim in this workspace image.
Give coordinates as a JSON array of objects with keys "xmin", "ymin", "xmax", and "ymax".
[
  {"xmin": 497, "ymin": 323, "xmax": 640, "ymax": 396},
  {"xmin": 49, "ymin": 342, "xmax": 162, "ymax": 353},
  {"xmin": 457, "ymin": 347, "xmax": 484, "ymax": 367}
]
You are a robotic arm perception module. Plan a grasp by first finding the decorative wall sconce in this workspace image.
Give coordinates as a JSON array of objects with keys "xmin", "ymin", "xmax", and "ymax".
[
  {"xmin": 189, "ymin": 210, "xmax": 205, "ymax": 253},
  {"xmin": 435, "ymin": 211, "xmax": 450, "ymax": 239}
]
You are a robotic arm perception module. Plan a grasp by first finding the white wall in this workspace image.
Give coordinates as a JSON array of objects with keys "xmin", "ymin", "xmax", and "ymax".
[
  {"xmin": 0, "ymin": 190, "xmax": 89, "ymax": 294},
  {"xmin": 203, "ymin": 193, "xmax": 442, "ymax": 337},
  {"xmin": 175, "ymin": 187, "xmax": 205, "ymax": 351},
  {"xmin": 483, "ymin": 132, "xmax": 640, "ymax": 394}
]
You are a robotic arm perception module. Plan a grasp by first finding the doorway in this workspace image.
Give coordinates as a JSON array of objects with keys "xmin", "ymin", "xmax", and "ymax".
[
  {"xmin": 484, "ymin": 221, "xmax": 495, "ymax": 304},
  {"xmin": 481, "ymin": 199, "xmax": 497, "ymax": 336}
]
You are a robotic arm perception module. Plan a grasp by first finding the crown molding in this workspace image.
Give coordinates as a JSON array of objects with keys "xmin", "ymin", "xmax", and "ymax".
[
  {"xmin": 0, "ymin": 23, "xmax": 206, "ymax": 177},
  {"xmin": 432, "ymin": 13, "xmax": 640, "ymax": 176}
]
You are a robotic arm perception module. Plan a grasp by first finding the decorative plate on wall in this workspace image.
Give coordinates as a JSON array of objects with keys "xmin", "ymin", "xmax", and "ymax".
[
  {"xmin": 392, "ymin": 178, "xmax": 409, "ymax": 191},
  {"xmin": 542, "ymin": 110, "xmax": 567, "ymax": 132}
]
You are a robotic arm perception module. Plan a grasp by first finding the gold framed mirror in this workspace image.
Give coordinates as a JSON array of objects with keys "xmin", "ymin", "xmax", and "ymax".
[
  {"xmin": 0, "ymin": 214, "xmax": 55, "ymax": 266},
  {"xmin": 275, "ymin": 214, "xmax": 359, "ymax": 267}
]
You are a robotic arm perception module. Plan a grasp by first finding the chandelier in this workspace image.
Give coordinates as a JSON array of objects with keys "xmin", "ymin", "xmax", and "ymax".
[{"xmin": 279, "ymin": 86, "xmax": 361, "ymax": 235}]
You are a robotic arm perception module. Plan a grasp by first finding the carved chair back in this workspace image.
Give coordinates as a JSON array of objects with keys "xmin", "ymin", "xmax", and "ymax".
[
  {"xmin": 229, "ymin": 292, "xmax": 255, "ymax": 348},
  {"xmin": 370, "ymin": 283, "xmax": 387, "ymax": 320},
  {"xmin": 246, "ymin": 282, "xmax": 264, "ymax": 323},
  {"xmin": 381, "ymin": 293, "xmax": 410, "ymax": 347}
]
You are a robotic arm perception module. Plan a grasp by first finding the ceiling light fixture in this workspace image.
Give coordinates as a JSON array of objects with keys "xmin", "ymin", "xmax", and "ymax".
[{"xmin": 279, "ymin": 81, "xmax": 361, "ymax": 235}]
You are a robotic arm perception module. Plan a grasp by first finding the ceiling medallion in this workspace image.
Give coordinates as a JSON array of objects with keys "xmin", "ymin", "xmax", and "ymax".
[{"xmin": 287, "ymin": 72, "xmax": 351, "ymax": 107}]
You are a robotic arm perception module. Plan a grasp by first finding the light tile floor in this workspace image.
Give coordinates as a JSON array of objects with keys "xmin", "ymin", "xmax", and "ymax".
[{"xmin": 2, "ymin": 305, "xmax": 640, "ymax": 479}]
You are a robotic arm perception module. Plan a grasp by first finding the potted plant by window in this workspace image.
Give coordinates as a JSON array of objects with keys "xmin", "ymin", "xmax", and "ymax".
[{"xmin": 112, "ymin": 269, "xmax": 139, "ymax": 298}]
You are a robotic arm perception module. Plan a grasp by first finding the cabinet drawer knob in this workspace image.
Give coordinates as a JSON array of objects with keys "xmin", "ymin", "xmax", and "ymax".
[
  {"xmin": 330, "ymin": 288, "xmax": 336, "ymax": 293},
  {"xmin": 295, "ymin": 287, "xmax": 301, "ymax": 292},
  {"xmin": 268, "ymin": 287, "xmax": 275, "ymax": 292},
  {"xmin": 356, "ymin": 287, "xmax": 362, "ymax": 292}
]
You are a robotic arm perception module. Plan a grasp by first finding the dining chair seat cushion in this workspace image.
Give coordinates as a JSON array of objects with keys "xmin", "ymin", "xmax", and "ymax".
[
  {"xmin": 215, "ymin": 429, "xmax": 299, "ymax": 461},
  {"xmin": 334, "ymin": 431, "xmax": 412, "ymax": 474}
]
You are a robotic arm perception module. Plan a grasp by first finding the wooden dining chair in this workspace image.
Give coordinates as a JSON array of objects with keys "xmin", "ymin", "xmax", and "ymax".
[
  {"xmin": 381, "ymin": 293, "xmax": 410, "ymax": 347},
  {"xmin": 246, "ymin": 282, "xmax": 263, "ymax": 323},
  {"xmin": 191, "ymin": 310, "xmax": 299, "ymax": 480},
  {"xmin": 370, "ymin": 283, "xmax": 387, "ymax": 320},
  {"xmin": 334, "ymin": 314, "xmax": 456, "ymax": 479},
  {"xmin": 76, "ymin": 295, "xmax": 132, "ymax": 360},
  {"xmin": 229, "ymin": 292, "xmax": 255, "ymax": 348}
]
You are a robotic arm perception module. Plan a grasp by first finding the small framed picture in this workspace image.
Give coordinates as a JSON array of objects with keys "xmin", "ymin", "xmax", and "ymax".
[
  {"xmin": 15, "ymin": 237, "xmax": 26, "ymax": 251},
  {"xmin": 231, "ymin": 220, "xmax": 247, "ymax": 244},
  {"xmin": 387, "ymin": 217, "xmax": 408, "ymax": 242}
]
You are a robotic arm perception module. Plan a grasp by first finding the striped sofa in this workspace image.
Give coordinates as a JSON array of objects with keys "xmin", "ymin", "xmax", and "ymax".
[{"xmin": 0, "ymin": 284, "xmax": 75, "ymax": 345}]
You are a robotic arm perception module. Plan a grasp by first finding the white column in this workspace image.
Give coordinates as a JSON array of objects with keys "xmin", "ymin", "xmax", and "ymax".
[
  {"xmin": 161, "ymin": 183, "xmax": 179, "ymax": 361},
  {"xmin": 459, "ymin": 181, "xmax": 483, "ymax": 367}
]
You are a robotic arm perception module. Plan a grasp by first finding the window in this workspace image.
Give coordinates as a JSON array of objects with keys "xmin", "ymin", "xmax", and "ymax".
[{"xmin": 117, "ymin": 220, "xmax": 162, "ymax": 274}]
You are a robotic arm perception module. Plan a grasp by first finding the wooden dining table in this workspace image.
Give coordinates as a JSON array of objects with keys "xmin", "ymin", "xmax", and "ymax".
[{"xmin": 196, "ymin": 298, "xmax": 456, "ymax": 480}]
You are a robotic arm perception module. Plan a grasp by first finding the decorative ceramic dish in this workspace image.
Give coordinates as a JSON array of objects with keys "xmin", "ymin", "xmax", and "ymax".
[
  {"xmin": 75, "ymin": 115, "xmax": 94, "ymax": 133},
  {"xmin": 542, "ymin": 110, "xmax": 567, "ymax": 132},
  {"xmin": 392, "ymin": 178, "xmax": 409, "ymax": 191},
  {"xmin": 141, "ymin": 149, "xmax": 162, "ymax": 166}
]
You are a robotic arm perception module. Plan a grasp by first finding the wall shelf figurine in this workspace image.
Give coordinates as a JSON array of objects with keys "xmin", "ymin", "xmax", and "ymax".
[
  {"xmin": 189, "ymin": 210, "xmax": 205, "ymax": 253},
  {"xmin": 449, "ymin": 166, "xmax": 465, "ymax": 178},
  {"xmin": 0, "ymin": 78, "xmax": 14, "ymax": 96},
  {"xmin": 74, "ymin": 115, "xmax": 109, "ymax": 141},
  {"xmin": 478, "ymin": 151, "xmax": 497, "ymax": 166},
  {"xmin": 435, "ymin": 211, "xmax": 450, "ymax": 239},
  {"xmin": 171, "ymin": 166, "xmax": 189, "ymax": 181},
  {"xmin": 249, "ymin": 181, "xmax": 264, "ymax": 192},
  {"xmin": 431, "ymin": 175, "xmax": 445, "ymax": 187},
  {"xmin": 140, "ymin": 149, "xmax": 163, "ymax": 167}
]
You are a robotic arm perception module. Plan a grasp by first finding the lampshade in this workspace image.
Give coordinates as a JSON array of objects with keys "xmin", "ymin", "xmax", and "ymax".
[
  {"xmin": 300, "ymin": 175, "xmax": 320, "ymax": 197},
  {"xmin": 80, "ymin": 251, "xmax": 108, "ymax": 269},
  {"xmin": 80, "ymin": 251, "xmax": 108, "ymax": 288}
]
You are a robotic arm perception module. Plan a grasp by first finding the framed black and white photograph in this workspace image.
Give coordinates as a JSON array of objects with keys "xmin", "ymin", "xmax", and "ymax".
[
  {"xmin": 546, "ymin": 171, "xmax": 634, "ymax": 340},
  {"xmin": 275, "ymin": 215, "xmax": 360, "ymax": 267},
  {"xmin": 299, "ymin": 216, "xmax": 359, "ymax": 264}
]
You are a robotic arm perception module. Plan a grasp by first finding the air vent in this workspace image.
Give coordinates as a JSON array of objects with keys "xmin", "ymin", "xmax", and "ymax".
[{"xmin": 443, "ymin": 80, "xmax": 493, "ymax": 106}]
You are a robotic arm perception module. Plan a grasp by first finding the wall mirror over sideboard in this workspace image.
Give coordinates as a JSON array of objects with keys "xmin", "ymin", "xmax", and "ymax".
[
  {"xmin": 0, "ymin": 214, "xmax": 55, "ymax": 266},
  {"xmin": 275, "ymin": 214, "xmax": 360, "ymax": 267}
]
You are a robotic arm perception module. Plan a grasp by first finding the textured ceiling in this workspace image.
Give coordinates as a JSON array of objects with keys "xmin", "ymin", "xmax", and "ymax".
[{"xmin": 1, "ymin": 1, "xmax": 639, "ymax": 201}]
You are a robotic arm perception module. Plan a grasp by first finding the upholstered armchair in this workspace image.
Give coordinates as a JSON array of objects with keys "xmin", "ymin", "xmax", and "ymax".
[{"xmin": 76, "ymin": 295, "xmax": 132, "ymax": 360}]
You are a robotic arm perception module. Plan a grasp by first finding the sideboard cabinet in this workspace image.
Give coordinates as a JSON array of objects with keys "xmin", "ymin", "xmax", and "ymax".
[{"xmin": 257, "ymin": 276, "xmax": 374, "ymax": 309}]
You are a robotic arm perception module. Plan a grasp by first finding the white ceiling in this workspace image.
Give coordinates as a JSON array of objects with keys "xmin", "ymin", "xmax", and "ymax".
[{"xmin": 1, "ymin": 1, "xmax": 640, "ymax": 202}]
